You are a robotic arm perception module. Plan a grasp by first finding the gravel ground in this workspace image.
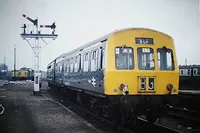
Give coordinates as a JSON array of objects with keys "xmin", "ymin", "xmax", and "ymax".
[{"xmin": 0, "ymin": 81, "xmax": 106, "ymax": 133}]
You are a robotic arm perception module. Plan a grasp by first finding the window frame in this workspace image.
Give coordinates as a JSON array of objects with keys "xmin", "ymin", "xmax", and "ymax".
[
  {"xmin": 137, "ymin": 47, "xmax": 155, "ymax": 70},
  {"xmin": 69, "ymin": 58, "xmax": 74, "ymax": 73},
  {"xmin": 83, "ymin": 52, "xmax": 90, "ymax": 72},
  {"xmin": 115, "ymin": 47, "xmax": 134, "ymax": 70},
  {"xmin": 74, "ymin": 56, "xmax": 79, "ymax": 72},
  {"xmin": 157, "ymin": 48, "xmax": 175, "ymax": 71},
  {"xmin": 100, "ymin": 48, "xmax": 105, "ymax": 69},
  {"xmin": 90, "ymin": 49, "xmax": 98, "ymax": 71}
]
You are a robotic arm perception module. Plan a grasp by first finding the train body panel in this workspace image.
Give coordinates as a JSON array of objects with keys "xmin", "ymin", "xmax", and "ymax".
[{"xmin": 104, "ymin": 71, "xmax": 179, "ymax": 95}]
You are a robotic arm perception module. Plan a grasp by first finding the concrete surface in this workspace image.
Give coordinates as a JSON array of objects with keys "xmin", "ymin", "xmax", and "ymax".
[{"xmin": 0, "ymin": 81, "xmax": 107, "ymax": 133}]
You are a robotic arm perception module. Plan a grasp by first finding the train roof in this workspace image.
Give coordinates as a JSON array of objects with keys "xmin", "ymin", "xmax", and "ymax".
[
  {"xmin": 47, "ymin": 27, "xmax": 172, "ymax": 66},
  {"xmin": 179, "ymin": 65, "xmax": 200, "ymax": 69},
  {"xmin": 19, "ymin": 67, "xmax": 33, "ymax": 71},
  {"xmin": 11, "ymin": 70, "xmax": 19, "ymax": 72}
]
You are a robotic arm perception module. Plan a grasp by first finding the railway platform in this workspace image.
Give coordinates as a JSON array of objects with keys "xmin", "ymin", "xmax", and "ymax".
[{"xmin": 0, "ymin": 81, "xmax": 106, "ymax": 133}]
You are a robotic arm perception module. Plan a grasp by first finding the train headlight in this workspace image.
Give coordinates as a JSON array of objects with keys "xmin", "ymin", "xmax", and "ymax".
[
  {"xmin": 167, "ymin": 84, "xmax": 173, "ymax": 91},
  {"xmin": 119, "ymin": 83, "xmax": 129, "ymax": 95}
]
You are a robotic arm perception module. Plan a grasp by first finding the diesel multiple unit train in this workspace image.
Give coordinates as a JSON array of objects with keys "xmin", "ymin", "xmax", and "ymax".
[
  {"xmin": 47, "ymin": 28, "xmax": 179, "ymax": 124},
  {"xmin": 179, "ymin": 65, "xmax": 200, "ymax": 90}
]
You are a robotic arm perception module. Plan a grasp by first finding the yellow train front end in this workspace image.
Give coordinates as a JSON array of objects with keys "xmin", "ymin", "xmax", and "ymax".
[
  {"xmin": 19, "ymin": 70, "xmax": 28, "ymax": 80},
  {"xmin": 104, "ymin": 28, "xmax": 179, "ymax": 122}
]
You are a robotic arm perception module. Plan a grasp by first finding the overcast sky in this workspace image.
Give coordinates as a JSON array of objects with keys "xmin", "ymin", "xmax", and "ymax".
[{"xmin": 0, "ymin": 0, "xmax": 199, "ymax": 71}]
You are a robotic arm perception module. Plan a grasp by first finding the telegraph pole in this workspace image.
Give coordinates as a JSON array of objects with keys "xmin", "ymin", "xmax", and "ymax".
[
  {"xmin": 20, "ymin": 14, "xmax": 58, "ymax": 96},
  {"xmin": 4, "ymin": 55, "xmax": 6, "ymax": 79},
  {"xmin": 14, "ymin": 45, "xmax": 16, "ymax": 81}
]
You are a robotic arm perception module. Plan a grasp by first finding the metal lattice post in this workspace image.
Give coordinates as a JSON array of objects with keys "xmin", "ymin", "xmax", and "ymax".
[
  {"xmin": 21, "ymin": 14, "xmax": 58, "ymax": 96},
  {"xmin": 33, "ymin": 38, "xmax": 40, "ymax": 93}
]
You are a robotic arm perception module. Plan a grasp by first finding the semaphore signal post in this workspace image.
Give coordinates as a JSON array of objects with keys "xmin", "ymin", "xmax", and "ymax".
[{"xmin": 20, "ymin": 14, "xmax": 58, "ymax": 96}]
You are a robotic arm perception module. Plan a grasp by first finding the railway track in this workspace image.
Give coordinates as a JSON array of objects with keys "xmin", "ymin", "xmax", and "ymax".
[
  {"xmin": 44, "ymin": 87, "xmax": 182, "ymax": 133},
  {"xmin": 165, "ymin": 105, "xmax": 200, "ymax": 127}
]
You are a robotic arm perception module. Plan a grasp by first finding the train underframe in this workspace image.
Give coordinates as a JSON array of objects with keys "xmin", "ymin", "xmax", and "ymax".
[{"xmin": 48, "ymin": 82, "xmax": 175, "ymax": 125}]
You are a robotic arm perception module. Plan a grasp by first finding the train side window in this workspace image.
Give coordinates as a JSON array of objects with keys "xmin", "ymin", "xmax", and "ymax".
[
  {"xmin": 193, "ymin": 69, "xmax": 197, "ymax": 76},
  {"xmin": 91, "ymin": 50, "xmax": 98, "ymax": 71},
  {"xmin": 198, "ymin": 68, "xmax": 200, "ymax": 76},
  {"xmin": 65, "ymin": 59, "xmax": 70, "ymax": 73},
  {"xmin": 180, "ymin": 69, "xmax": 184, "ymax": 75},
  {"xmin": 100, "ymin": 48, "xmax": 105, "ymax": 69},
  {"xmin": 62, "ymin": 61, "xmax": 64, "ymax": 73},
  {"xmin": 56, "ymin": 63, "xmax": 59, "ymax": 73},
  {"xmin": 78, "ymin": 54, "xmax": 81, "ymax": 71},
  {"xmin": 74, "ymin": 56, "xmax": 79, "ymax": 72},
  {"xmin": 70, "ymin": 58, "xmax": 74, "ymax": 72},
  {"xmin": 59, "ymin": 62, "xmax": 63, "ymax": 73},
  {"xmin": 83, "ymin": 53, "xmax": 89, "ymax": 72},
  {"xmin": 187, "ymin": 69, "xmax": 191, "ymax": 76},
  {"xmin": 64, "ymin": 60, "xmax": 67, "ymax": 73},
  {"xmin": 66, "ymin": 64, "xmax": 70, "ymax": 72}
]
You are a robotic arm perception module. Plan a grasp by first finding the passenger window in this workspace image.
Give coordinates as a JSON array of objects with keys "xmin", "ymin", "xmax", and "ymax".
[
  {"xmin": 193, "ymin": 69, "xmax": 197, "ymax": 75},
  {"xmin": 198, "ymin": 69, "xmax": 200, "ymax": 76},
  {"xmin": 91, "ymin": 50, "xmax": 98, "ymax": 71},
  {"xmin": 59, "ymin": 65, "xmax": 62, "ymax": 73},
  {"xmin": 180, "ymin": 69, "xmax": 183, "ymax": 75},
  {"xmin": 101, "ymin": 48, "xmax": 105, "ymax": 69},
  {"xmin": 64, "ymin": 61, "xmax": 67, "ymax": 73},
  {"xmin": 65, "ymin": 59, "xmax": 70, "ymax": 73},
  {"xmin": 83, "ymin": 53, "xmax": 89, "ymax": 72},
  {"xmin": 74, "ymin": 56, "xmax": 78, "ymax": 72},
  {"xmin": 187, "ymin": 69, "xmax": 191, "ymax": 76},
  {"xmin": 79, "ymin": 54, "xmax": 81, "ymax": 71},
  {"xmin": 66, "ymin": 64, "xmax": 70, "ymax": 72},
  {"xmin": 56, "ymin": 63, "xmax": 59, "ymax": 73},
  {"xmin": 70, "ymin": 58, "xmax": 74, "ymax": 72}
]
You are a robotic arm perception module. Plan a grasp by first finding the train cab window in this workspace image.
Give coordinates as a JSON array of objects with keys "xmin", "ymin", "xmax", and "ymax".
[
  {"xmin": 115, "ymin": 47, "xmax": 134, "ymax": 70},
  {"xmin": 74, "ymin": 56, "xmax": 79, "ymax": 72},
  {"xmin": 157, "ymin": 48, "xmax": 174, "ymax": 70},
  {"xmin": 83, "ymin": 53, "xmax": 89, "ymax": 72},
  {"xmin": 91, "ymin": 50, "xmax": 98, "ymax": 71},
  {"xmin": 138, "ymin": 48, "xmax": 154, "ymax": 70}
]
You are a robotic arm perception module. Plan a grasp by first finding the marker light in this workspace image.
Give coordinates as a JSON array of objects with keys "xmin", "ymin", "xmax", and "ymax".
[
  {"xmin": 167, "ymin": 84, "xmax": 173, "ymax": 91},
  {"xmin": 119, "ymin": 83, "xmax": 129, "ymax": 95}
]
